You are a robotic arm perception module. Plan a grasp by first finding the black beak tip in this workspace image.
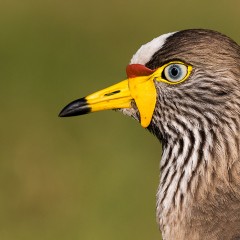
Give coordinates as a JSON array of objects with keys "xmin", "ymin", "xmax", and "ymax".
[
  {"xmin": 58, "ymin": 107, "xmax": 70, "ymax": 117},
  {"xmin": 58, "ymin": 98, "xmax": 91, "ymax": 117}
]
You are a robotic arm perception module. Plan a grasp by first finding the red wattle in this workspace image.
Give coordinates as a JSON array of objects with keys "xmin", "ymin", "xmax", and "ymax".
[{"xmin": 126, "ymin": 64, "xmax": 155, "ymax": 78}]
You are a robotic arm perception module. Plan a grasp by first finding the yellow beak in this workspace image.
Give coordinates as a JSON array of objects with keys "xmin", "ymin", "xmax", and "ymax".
[{"xmin": 59, "ymin": 74, "xmax": 157, "ymax": 128}]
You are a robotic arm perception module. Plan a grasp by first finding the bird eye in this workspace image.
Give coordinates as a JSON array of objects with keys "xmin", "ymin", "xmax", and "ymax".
[{"xmin": 163, "ymin": 63, "xmax": 188, "ymax": 82}]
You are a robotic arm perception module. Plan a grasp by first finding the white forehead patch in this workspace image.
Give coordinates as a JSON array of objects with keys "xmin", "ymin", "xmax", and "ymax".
[{"xmin": 130, "ymin": 32, "xmax": 176, "ymax": 65}]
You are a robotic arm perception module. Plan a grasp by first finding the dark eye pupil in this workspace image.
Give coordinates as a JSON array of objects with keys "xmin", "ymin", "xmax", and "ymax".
[{"xmin": 171, "ymin": 67, "xmax": 179, "ymax": 77}]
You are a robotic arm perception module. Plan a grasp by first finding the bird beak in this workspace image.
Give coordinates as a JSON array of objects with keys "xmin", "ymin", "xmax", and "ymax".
[{"xmin": 59, "ymin": 65, "xmax": 157, "ymax": 128}]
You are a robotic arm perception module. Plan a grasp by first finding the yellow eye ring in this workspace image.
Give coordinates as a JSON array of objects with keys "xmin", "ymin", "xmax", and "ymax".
[{"xmin": 154, "ymin": 61, "xmax": 192, "ymax": 85}]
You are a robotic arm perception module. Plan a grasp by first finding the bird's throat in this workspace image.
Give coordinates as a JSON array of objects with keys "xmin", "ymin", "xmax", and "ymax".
[{"xmin": 156, "ymin": 124, "xmax": 240, "ymax": 239}]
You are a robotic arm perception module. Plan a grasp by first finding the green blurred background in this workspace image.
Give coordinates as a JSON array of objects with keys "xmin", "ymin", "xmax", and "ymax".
[{"xmin": 0, "ymin": 0, "xmax": 239, "ymax": 239}]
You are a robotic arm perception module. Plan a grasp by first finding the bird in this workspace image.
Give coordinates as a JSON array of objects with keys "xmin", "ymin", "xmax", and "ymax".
[{"xmin": 59, "ymin": 29, "xmax": 240, "ymax": 240}]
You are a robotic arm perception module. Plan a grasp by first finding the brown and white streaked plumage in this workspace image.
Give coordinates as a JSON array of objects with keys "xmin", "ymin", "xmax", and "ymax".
[{"xmin": 59, "ymin": 29, "xmax": 240, "ymax": 240}]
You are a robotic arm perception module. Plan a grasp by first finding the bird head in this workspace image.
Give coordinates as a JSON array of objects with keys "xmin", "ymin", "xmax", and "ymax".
[
  {"xmin": 59, "ymin": 29, "xmax": 240, "ymax": 142},
  {"xmin": 59, "ymin": 29, "xmax": 240, "ymax": 238}
]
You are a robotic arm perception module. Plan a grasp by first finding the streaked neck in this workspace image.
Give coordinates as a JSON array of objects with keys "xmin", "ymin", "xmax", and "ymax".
[{"xmin": 155, "ymin": 121, "xmax": 240, "ymax": 239}]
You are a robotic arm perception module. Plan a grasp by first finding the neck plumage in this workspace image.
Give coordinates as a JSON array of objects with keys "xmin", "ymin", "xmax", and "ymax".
[{"xmin": 153, "ymin": 118, "xmax": 240, "ymax": 240}]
